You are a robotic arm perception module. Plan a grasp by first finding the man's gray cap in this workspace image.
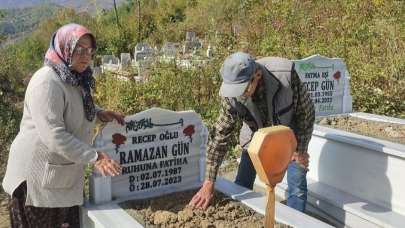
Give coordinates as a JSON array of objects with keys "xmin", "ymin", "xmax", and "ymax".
[{"xmin": 219, "ymin": 52, "xmax": 256, "ymax": 97}]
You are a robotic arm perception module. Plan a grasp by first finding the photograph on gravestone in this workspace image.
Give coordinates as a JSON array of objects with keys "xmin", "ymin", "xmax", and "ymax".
[
  {"xmin": 91, "ymin": 108, "xmax": 208, "ymax": 202},
  {"xmin": 293, "ymin": 55, "xmax": 352, "ymax": 116}
]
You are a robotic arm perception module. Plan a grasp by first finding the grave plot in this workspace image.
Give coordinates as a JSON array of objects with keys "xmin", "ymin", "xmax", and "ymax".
[
  {"xmin": 120, "ymin": 53, "xmax": 132, "ymax": 70},
  {"xmin": 82, "ymin": 108, "xmax": 332, "ymax": 228},
  {"xmin": 282, "ymin": 55, "xmax": 405, "ymax": 227},
  {"xmin": 120, "ymin": 189, "xmax": 291, "ymax": 228},
  {"xmin": 83, "ymin": 177, "xmax": 332, "ymax": 228},
  {"xmin": 270, "ymin": 112, "xmax": 405, "ymax": 227},
  {"xmin": 316, "ymin": 115, "xmax": 405, "ymax": 145}
]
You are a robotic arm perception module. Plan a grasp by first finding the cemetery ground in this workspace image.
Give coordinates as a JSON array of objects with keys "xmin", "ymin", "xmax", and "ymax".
[
  {"xmin": 0, "ymin": 158, "xmax": 9, "ymax": 227},
  {"xmin": 0, "ymin": 193, "xmax": 8, "ymax": 228},
  {"xmin": 0, "ymin": 116, "xmax": 403, "ymax": 227}
]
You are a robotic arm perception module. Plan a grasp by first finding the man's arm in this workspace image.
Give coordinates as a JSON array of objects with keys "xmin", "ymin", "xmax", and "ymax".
[
  {"xmin": 291, "ymin": 70, "xmax": 315, "ymax": 155},
  {"xmin": 190, "ymin": 98, "xmax": 238, "ymax": 209},
  {"xmin": 205, "ymin": 98, "xmax": 238, "ymax": 181}
]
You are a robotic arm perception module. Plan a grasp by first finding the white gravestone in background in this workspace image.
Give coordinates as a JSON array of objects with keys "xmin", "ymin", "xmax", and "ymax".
[
  {"xmin": 102, "ymin": 55, "xmax": 119, "ymax": 65},
  {"xmin": 101, "ymin": 55, "xmax": 120, "ymax": 73},
  {"xmin": 162, "ymin": 42, "xmax": 177, "ymax": 58},
  {"xmin": 90, "ymin": 108, "xmax": 208, "ymax": 204},
  {"xmin": 134, "ymin": 43, "xmax": 154, "ymax": 62},
  {"xmin": 293, "ymin": 55, "xmax": 352, "ymax": 116},
  {"xmin": 120, "ymin": 53, "xmax": 132, "ymax": 70}
]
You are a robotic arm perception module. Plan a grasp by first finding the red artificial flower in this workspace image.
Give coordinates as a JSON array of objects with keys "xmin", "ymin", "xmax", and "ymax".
[
  {"xmin": 112, "ymin": 133, "xmax": 127, "ymax": 146},
  {"xmin": 183, "ymin": 125, "xmax": 195, "ymax": 142},
  {"xmin": 333, "ymin": 71, "xmax": 341, "ymax": 81}
]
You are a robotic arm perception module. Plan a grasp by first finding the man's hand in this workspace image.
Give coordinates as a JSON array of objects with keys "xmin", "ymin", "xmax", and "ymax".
[
  {"xmin": 97, "ymin": 110, "xmax": 125, "ymax": 125},
  {"xmin": 189, "ymin": 180, "xmax": 214, "ymax": 209},
  {"xmin": 94, "ymin": 152, "xmax": 122, "ymax": 176},
  {"xmin": 291, "ymin": 152, "xmax": 309, "ymax": 169}
]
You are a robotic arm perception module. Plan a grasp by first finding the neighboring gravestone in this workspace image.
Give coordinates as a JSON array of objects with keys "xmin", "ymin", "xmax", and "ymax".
[
  {"xmin": 89, "ymin": 108, "xmax": 208, "ymax": 204},
  {"xmin": 134, "ymin": 43, "xmax": 154, "ymax": 62},
  {"xmin": 135, "ymin": 60, "xmax": 152, "ymax": 80},
  {"xmin": 92, "ymin": 66, "xmax": 101, "ymax": 78},
  {"xmin": 206, "ymin": 44, "xmax": 213, "ymax": 58},
  {"xmin": 162, "ymin": 42, "xmax": 177, "ymax": 58},
  {"xmin": 101, "ymin": 55, "xmax": 120, "ymax": 73},
  {"xmin": 293, "ymin": 55, "xmax": 352, "ymax": 116},
  {"xmin": 120, "ymin": 53, "xmax": 132, "ymax": 70},
  {"xmin": 102, "ymin": 55, "xmax": 119, "ymax": 65},
  {"xmin": 183, "ymin": 31, "xmax": 203, "ymax": 54},
  {"xmin": 186, "ymin": 31, "xmax": 196, "ymax": 41}
]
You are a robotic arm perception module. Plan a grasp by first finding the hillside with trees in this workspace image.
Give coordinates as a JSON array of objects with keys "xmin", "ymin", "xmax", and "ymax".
[
  {"xmin": 0, "ymin": 4, "xmax": 60, "ymax": 38},
  {"xmin": 0, "ymin": 0, "xmax": 126, "ymax": 10}
]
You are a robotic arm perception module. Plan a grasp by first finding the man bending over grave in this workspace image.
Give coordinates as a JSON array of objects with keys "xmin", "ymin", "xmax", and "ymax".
[{"xmin": 189, "ymin": 52, "xmax": 315, "ymax": 212}]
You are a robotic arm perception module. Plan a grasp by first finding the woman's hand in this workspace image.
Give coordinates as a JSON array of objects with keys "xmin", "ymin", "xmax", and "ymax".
[
  {"xmin": 97, "ymin": 110, "xmax": 125, "ymax": 125},
  {"xmin": 94, "ymin": 152, "xmax": 122, "ymax": 176}
]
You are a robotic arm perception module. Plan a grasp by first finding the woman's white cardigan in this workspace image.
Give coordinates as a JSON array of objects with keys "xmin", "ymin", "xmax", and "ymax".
[{"xmin": 2, "ymin": 66, "xmax": 99, "ymax": 207}]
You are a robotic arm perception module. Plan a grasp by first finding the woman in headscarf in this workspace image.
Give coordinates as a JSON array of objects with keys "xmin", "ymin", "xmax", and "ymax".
[{"xmin": 2, "ymin": 23, "xmax": 123, "ymax": 228}]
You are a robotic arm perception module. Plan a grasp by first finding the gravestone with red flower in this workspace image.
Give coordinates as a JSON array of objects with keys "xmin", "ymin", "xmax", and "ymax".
[
  {"xmin": 294, "ymin": 54, "xmax": 352, "ymax": 116},
  {"xmin": 90, "ymin": 108, "xmax": 208, "ymax": 204}
]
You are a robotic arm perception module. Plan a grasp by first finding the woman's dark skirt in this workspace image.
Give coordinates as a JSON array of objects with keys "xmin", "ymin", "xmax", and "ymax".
[{"xmin": 8, "ymin": 182, "xmax": 80, "ymax": 228}]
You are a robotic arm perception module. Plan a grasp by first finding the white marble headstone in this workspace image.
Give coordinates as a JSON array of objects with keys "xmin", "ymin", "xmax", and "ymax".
[
  {"xmin": 102, "ymin": 55, "xmax": 119, "ymax": 65},
  {"xmin": 120, "ymin": 53, "xmax": 131, "ymax": 70},
  {"xmin": 186, "ymin": 31, "xmax": 196, "ymax": 41},
  {"xmin": 90, "ymin": 108, "xmax": 208, "ymax": 204},
  {"xmin": 162, "ymin": 42, "xmax": 177, "ymax": 57},
  {"xmin": 134, "ymin": 43, "xmax": 154, "ymax": 62},
  {"xmin": 294, "ymin": 55, "xmax": 352, "ymax": 116}
]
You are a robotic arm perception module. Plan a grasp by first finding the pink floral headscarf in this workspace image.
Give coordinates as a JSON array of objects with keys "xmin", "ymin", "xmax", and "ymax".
[{"xmin": 44, "ymin": 23, "xmax": 97, "ymax": 121}]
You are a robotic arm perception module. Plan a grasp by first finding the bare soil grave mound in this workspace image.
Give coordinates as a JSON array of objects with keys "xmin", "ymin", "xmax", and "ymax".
[
  {"xmin": 317, "ymin": 116, "xmax": 405, "ymax": 145},
  {"xmin": 120, "ymin": 189, "xmax": 292, "ymax": 228}
]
